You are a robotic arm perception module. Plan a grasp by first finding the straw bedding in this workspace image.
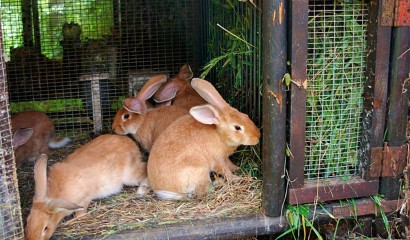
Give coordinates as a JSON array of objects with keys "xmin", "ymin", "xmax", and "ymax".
[{"xmin": 17, "ymin": 136, "xmax": 262, "ymax": 239}]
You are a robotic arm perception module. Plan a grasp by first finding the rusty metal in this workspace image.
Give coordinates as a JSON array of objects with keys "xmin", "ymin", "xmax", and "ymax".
[
  {"xmin": 381, "ymin": 0, "xmax": 395, "ymax": 26},
  {"xmin": 395, "ymin": 0, "xmax": 410, "ymax": 26},
  {"xmin": 381, "ymin": 0, "xmax": 410, "ymax": 26},
  {"xmin": 332, "ymin": 199, "xmax": 406, "ymax": 217},
  {"xmin": 288, "ymin": 178, "xmax": 379, "ymax": 205},
  {"xmin": 369, "ymin": 143, "xmax": 409, "ymax": 178}
]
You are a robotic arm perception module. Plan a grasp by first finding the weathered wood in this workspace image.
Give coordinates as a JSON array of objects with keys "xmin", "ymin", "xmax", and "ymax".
[
  {"xmin": 99, "ymin": 215, "xmax": 288, "ymax": 240},
  {"xmin": 359, "ymin": 0, "xmax": 391, "ymax": 181},
  {"xmin": 381, "ymin": 26, "xmax": 410, "ymax": 199},
  {"xmin": 262, "ymin": 0, "xmax": 288, "ymax": 217},
  {"xmin": 288, "ymin": 177, "xmax": 379, "ymax": 205},
  {"xmin": 332, "ymin": 199, "xmax": 407, "ymax": 217},
  {"xmin": 288, "ymin": 0, "xmax": 309, "ymax": 189}
]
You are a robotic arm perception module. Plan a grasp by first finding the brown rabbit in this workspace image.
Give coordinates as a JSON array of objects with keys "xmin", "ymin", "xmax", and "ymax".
[
  {"xmin": 113, "ymin": 74, "xmax": 188, "ymax": 152},
  {"xmin": 153, "ymin": 64, "xmax": 207, "ymax": 109},
  {"xmin": 11, "ymin": 110, "xmax": 71, "ymax": 168},
  {"xmin": 147, "ymin": 78, "xmax": 260, "ymax": 200},
  {"xmin": 25, "ymin": 134, "xmax": 149, "ymax": 240}
]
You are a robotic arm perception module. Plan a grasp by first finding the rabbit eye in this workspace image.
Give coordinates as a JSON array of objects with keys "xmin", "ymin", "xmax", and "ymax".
[
  {"xmin": 42, "ymin": 226, "xmax": 48, "ymax": 233},
  {"xmin": 234, "ymin": 125, "xmax": 242, "ymax": 131},
  {"xmin": 123, "ymin": 114, "xmax": 130, "ymax": 120}
]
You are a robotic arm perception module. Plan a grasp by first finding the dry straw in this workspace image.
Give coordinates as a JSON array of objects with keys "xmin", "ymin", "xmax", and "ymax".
[{"xmin": 18, "ymin": 137, "xmax": 262, "ymax": 239}]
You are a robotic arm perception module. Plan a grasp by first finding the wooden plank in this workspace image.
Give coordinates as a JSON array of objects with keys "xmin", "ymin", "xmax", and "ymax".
[
  {"xmin": 332, "ymin": 199, "xmax": 407, "ymax": 217},
  {"xmin": 262, "ymin": 0, "xmax": 288, "ymax": 217},
  {"xmin": 359, "ymin": 0, "xmax": 392, "ymax": 181},
  {"xmin": 288, "ymin": 0, "xmax": 309, "ymax": 189},
  {"xmin": 381, "ymin": 26, "xmax": 410, "ymax": 199},
  {"xmin": 288, "ymin": 177, "xmax": 379, "ymax": 205},
  {"xmin": 95, "ymin": 215, "xmax": 288, "ymax": 240}
]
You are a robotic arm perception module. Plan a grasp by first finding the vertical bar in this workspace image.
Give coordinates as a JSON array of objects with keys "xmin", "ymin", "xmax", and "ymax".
[
  {"xmin": 359, "ymin": 0, "xmax": 391, "ymax": 181},
  {"xmin": 262, "ymin": 0, "xmax": 287, "ymax": 217},
  {"xmin": 32, "ymin": 0, "xmax": 41, "ymax": 52},
  {"xmin": 21, "ymin": 0, "xmax": 33, "ymax": 47},
  {"xmin": 288, "ymin": 0, "xmax": 308, "ymax": 189},
  {"xmin": 381, "ymin": 27, "xmax": 410, "ymax": 199}
]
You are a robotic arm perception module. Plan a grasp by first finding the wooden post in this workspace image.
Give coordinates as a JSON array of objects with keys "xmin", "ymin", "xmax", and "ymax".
[
  {"xmin": 382, "ymin": 26, "xmax": 410, "ymax": 199},
  {"xmin": 359, "ymin": 0, "xmax": 392, "ymax": 181},
  {"xmin": 262, "ymin": 0, "xmax": 288, "ymax": 217}
]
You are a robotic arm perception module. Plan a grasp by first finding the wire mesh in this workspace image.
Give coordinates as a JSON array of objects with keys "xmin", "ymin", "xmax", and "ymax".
[
  {"xmin": 0, "ymin": 17, "xmax": 24, "ymax": 239},
  {"xmin": 202, "ymin": 0, "xmax": 262, "ymax": 125},
  {"xmin": 305, "ymin": 0, "xmax": 368, "ymax": 180},
  {"xmin": 1, "ymin": 0, "xmax": 202, "ymax": 137}
]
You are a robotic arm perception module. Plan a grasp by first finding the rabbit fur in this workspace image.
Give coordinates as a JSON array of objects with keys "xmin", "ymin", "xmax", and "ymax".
[
  {"xmin": 11, "ymin": 110, "xmax": 71, "ymax": 168},
  {"xmin": 147, "ymin": 78, "xmax": 260, "ymax": 200},
  {"xmin": 113, "ymin": 73, "xmax": 189, "ymax": 152},
  {"xmin": 153, "ymin": 64, "xmax": 207, "ymax": 110},
  {"xmin": 25, "ymin": 134, "xmax": 149, "ymax": 240}
]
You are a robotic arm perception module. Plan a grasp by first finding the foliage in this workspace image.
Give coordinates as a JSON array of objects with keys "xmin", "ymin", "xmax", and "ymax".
[
  {"xmin": 305, "ymin": 0, "xmax": 368, "ymax": 179},
  {"xmin": 200, "ymin": 0, "xmax": 261, "ymax": 120}
]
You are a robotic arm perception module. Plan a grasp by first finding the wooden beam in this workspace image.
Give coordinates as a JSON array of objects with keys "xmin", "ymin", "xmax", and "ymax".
[
  {"xmin": 262, "ymin": 0, "xmax": 288, "ymax": 217},
  {"xmin": 288, "ymin": 0, "xmax": 309, "ymax": 189},
  {"xmin": 288, "ymin": 177, "xmax": 379, "ymax": 205}
]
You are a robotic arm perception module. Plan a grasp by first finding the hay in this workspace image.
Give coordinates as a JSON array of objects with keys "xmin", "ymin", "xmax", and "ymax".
[{"xmin": 17, "ymin": 136, "xmax": 262, "ymax": 239}]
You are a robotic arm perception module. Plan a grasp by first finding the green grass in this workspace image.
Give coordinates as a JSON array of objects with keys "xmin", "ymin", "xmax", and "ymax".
[{"xmin": 305, "ymin": 0, "xmax": 368, "ymax": 180}]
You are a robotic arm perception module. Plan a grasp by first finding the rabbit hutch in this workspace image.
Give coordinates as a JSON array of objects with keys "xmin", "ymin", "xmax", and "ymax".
[{"xmin": 0, "ymin": 0, "xmax": 410, "ymax": 239}]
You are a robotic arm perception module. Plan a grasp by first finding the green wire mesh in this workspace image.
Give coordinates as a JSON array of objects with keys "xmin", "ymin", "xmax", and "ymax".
[{"xmin": 305, "ymin": 0, "xmax": 368, "ymax": 180}]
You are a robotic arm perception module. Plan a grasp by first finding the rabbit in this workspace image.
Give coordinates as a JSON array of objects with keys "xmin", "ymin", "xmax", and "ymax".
[
  {"xmin": 25, "ymin": 134, "xmax": 149, "ymax": 240},
  {"xmin": 11, "ymin": 110, "xmax": 71, "ymax": 168},
  {"xmin": 112, "ymin": 74, "xmax": 189, "ymax": 152},
  {"xmin": 153, "ymin": 64, "xmax": 207, "ymax": 110},
  {"xmin": 147, "ymin": 78, "xmax": 260, "ymax": 200}
]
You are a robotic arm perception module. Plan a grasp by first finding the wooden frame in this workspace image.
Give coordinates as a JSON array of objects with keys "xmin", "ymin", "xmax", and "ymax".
[{"xmin": 287, "ymin": 0, "xmax": 393, "ymax": 205}]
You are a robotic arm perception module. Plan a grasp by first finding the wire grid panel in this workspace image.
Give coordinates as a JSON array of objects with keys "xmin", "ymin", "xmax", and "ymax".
[
  {"xmin": 0, "ymin": 23, "xmax": 24, "ymax": 239},
  {"xmin": 1, "ymin": 0, "xmax": 202, "ymax": 137},
  {"xmin": 203, "ymin": 0, "xmax": 262, "ymax": 126},
  {"xmin": 305, "ymin": 0, "xmax": 368, "ymax": 180}
]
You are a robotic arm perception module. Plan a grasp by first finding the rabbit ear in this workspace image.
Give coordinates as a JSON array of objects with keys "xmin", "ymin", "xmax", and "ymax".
[
  {"xmin": 12, "ymin": 128, "xmax": 33, "ymax": 149},
  {"xmin": 153, "ymin": 82, "xmax": 178, "ymax": 103},
  {"xmin": 191, "ymin": 78, "xmax": 228, "ymax": 110},
  {"xmin": 178, "ymin": 64, "xmax": 194, "ymax": 81},
  {"xmin": 189, "ymin": 105, "xmax": 221, "ymax": 125},
  {"xmin": 33, "ymin": 154, "xmax": 48, "ymax": 202},
  {"xmin": 123, "ymin": 98, "xmax": 147, "ymax": 114},
  {"xmin": 136, "ymin": 74, "xmax": 167, "ymax": 101},
  {"xmin": 47, "ymin": 198, "xmax": 84, "ymax": 213}
]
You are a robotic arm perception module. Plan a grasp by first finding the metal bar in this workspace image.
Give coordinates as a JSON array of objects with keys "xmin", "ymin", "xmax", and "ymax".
[
  {"xmin": 359, "ymin": 0, "xmax": 392, "ymax": 181},
  {"xmin": 262, "ymin": 0, "xmax": 288, "ymax": 217},
  {"xmin": 288, "ymin": 0, "xmax": 308, "ymax": 189},
  {"xmin": 382, "ymin": 25, "xmax": 410, "ymax": 199},
  {"xmin": 288, "ymin": 178, "xmax": 379, "ymax": 205}
]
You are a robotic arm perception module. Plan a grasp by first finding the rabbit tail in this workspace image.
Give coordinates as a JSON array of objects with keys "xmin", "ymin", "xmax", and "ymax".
[
  {"xmin": 48, "ymin": 137, "xmax": 71, "ymax": 149},
  {"xmin": 154, "ymin": 190, "xmax": 185, "ymax": 200}
]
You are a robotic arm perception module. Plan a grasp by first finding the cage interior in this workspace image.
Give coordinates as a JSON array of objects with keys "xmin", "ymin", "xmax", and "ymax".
[{"xmin": 1, "ymin": 0, "xmax": 263, "ymax": 238}]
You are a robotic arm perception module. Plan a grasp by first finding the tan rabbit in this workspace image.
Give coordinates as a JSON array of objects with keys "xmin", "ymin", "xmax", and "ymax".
[
  {"xmin": 153, "ymin": 64, "xmax": 207, "ymax": 109},
  {"xmin": 147, "ymin": 78, "xmax": 260, "ymax": 200},
  {"xmin": 11, "ymin": 110, "xmax": 71, "ymax": 168},
  {"xmin": 25, "ymin": 134, "xmax": 149, "ymax": 240},
  {"xmin": 112, "ymin": 74, "xmax": 189, "ymax": 152}
]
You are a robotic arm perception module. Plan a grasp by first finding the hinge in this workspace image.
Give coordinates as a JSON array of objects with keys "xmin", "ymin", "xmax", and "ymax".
[
  {"xmin": 381, "ymin": 0, "xmax": 410, "ymax": 27},
  {"xmin": 369, "ymin": 143, "xmax": 409, "ymax": 178}
]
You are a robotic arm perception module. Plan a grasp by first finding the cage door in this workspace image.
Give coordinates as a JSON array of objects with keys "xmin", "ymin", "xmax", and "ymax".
[{"xmin": 287, "ymin": 0, "xmax": 391, "ymax": 205}]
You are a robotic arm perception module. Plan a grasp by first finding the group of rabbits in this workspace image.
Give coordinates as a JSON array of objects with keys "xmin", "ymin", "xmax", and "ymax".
[{"xmin": 13, "ymin": 64, "xmax": 260, "ymax": 240}]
